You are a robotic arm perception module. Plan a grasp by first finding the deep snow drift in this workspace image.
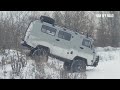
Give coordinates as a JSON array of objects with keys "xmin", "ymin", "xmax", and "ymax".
[{"xmin": 0, "ymin": 46, "xmax": 120, "ymax": 79}]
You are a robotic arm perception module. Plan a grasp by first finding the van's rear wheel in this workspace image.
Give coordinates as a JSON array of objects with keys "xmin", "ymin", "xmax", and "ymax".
[
  {"xmin": 71, "ymin": 59, "xmax": 86, "ymax": 72},
  {"xmin": 32, "ymin": 48, "xmax": 49, "ymax": 62}
]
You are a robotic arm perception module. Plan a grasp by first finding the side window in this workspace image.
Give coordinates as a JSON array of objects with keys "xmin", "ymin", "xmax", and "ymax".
[
  {"xmin": 58, "ymin": 31, "xmax": 71, "ymax": 41},
  {"xmin": 82, "ymin": 39, "xmax": 91, "ymax": 48},
  {"xmin": 41, "ymin": 25, "xmax": 57, "ymax": 36}
]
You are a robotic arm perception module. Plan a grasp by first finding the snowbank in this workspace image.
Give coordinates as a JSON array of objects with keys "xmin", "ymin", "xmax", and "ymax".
[
  {"xmin": 86, "ymin": 46, "xmax": 120, "ymax": 79},
  {"xmin": 0, "ymin": 49, "xmax": 26, "ymax": 63},
  {"xmin": 0, "ymin": 49, "xmax": 86, "ymax": 79},
  {"xmin": 96, "ymin": 46, "xmax": 120, "ymax": 61},
  {"xmin": 0, "ymin": 46, "xmax": 120, "ymax": 79}
]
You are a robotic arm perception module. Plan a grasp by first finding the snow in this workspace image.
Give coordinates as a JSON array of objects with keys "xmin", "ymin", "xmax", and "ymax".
[
  {"xmin": 87, "ymin": 60, "xmax": 120, "ymax": 79},
  {"xmin": 0, "ymin": 46, "xmax": 120, "ymax": 79},
  {"xmin": 86, "ymin": 47, "xmax": 120, "ymax": 79}
]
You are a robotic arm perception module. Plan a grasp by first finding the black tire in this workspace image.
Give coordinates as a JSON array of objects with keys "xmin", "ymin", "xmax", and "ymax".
[
  {"xmin": 28, "ymin": 48, "xmax": 36, "ymax": 57},
  {"xmin": 32, "ymin": 48, "xmax": 49, "ymax": 62},
  {"xmin": 71, "ymin": 59, "xmax": 86, "ymax": 73},
  {"xmin": 63, "ymin": 61, "xmax": 72, "ymax": 71}
]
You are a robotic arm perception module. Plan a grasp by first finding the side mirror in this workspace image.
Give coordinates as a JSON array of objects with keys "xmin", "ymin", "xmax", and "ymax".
[
  {"xmin": 89, "ymin": 46, "xmax": 91, "ymax": 48},
  {"xmin": 91, "ymin": 45, "xmax": 92, "ymax": 49}
]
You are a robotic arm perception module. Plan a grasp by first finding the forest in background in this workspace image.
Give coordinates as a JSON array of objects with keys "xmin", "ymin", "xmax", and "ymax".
[{"xmin": 0, "ymin": 11, "xmax": 120, "ymax": 51}]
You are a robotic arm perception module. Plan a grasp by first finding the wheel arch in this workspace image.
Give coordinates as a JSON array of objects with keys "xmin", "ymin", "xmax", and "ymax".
[{"xmin": 36, "ymin": 45, "xmax": 50, "ymax": 53}]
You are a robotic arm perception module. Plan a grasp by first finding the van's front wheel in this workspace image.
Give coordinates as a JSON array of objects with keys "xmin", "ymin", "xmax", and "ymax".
[{"xmin": 71, "ymin": 59, "xmax": 86, "ymax": 72}]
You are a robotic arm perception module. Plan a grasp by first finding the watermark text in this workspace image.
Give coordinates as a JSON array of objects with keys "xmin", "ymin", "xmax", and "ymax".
[{"xmin": 96, "ymin": 14, "xmax": 114, "ymax": 18}]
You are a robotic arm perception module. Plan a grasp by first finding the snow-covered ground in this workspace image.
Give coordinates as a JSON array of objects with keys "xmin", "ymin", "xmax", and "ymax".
[
  {"xmin": 87, "ymin": 46, "xmax": 120, "ymax": 79},
  {"xmin": 0, "ymin": 46, "xmax": 120, "ymax": 79},
  {"xmin": 87, "ymin": 60, "xmax": 120, "ymax": 79}
]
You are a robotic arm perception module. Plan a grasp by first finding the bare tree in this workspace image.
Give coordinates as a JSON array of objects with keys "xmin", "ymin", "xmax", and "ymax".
[
  {"xmin": 52, "ymin": 11, "xmax": 64, "ymax": 26},
  {"xmin": 96, "ymin": 11, "xmax": 120, "ymax": 47},
  {"xmin": 109, "ymin": 11, "xmax": 120, "ymax": 47},
  {"xmin": 96, "ymin": 11, "xmax": 108, "ymax": 47}
]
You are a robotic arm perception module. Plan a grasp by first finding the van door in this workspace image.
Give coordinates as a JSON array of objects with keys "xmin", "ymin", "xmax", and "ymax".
[
  {"xmin": 82, "ymin": 39, "xmax": 94, "ymax": 61},
  {"xmin": 38, "ymin": 24, "xmax": 57, "ymax": 49},
  {"xmin": 52, "ymin": 30, "xmax": 71, "ymax": 59}
]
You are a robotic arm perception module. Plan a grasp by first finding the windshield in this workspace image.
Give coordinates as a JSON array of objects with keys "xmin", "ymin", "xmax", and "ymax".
[{"xmin": 82, "ymin": 39, "xmax": 91, "ymax": 48}]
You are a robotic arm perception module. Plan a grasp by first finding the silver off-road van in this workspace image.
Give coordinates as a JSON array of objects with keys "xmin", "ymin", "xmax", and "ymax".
[{"xmin": 21, "ymin": 16, "xmax": 99, "ymax": 72}]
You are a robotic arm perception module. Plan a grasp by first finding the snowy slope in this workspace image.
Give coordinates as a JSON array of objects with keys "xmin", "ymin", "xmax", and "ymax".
[
  {"xmin": 87, "ymin": 60, "xmax": 120, "ymax": 79},
  {"xmin": 87, "ymin": 47, "xmax": 120, "ymax": 79},
  {"xmin": 0, "ymin": 46, "xmax": 120, "ymax": 79}
]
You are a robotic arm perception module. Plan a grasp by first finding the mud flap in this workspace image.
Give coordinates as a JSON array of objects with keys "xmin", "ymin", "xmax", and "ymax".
[{"xmin": 93, "ymin": 56, "xmax": 99, "ymax": 67}]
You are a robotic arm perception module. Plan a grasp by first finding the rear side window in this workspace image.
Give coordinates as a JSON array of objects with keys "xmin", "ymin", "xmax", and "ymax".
[
  {"xmin": 41, "ymin": 25, "xmax": 57, "ymax": 36},
  {"xmin": 58, "ymin": 31, "xmax": 71, "ymax": 41},
  {"xmin": 82, "ymin": 39, "xmax": 91, "ymax": 48}
]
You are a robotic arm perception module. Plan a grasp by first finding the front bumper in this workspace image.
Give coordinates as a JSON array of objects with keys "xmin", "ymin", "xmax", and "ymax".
[{"xmin": 93, "ymin": 56, "xmax": 99, "ymax": 67}]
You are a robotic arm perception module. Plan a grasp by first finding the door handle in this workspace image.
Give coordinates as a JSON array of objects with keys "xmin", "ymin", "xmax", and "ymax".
[
  {"xmin": 56, "ymin": 39, "xmax": 60, "ymax": 41},
  {"xmin": 80, "ymin": 47, "xmax": 84, "ymax": 49}
]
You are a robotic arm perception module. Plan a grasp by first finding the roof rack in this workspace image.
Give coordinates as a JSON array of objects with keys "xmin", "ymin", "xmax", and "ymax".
[{"xmin": 40, "ymin": 16, "xmax": 55, "ymax": 26}]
